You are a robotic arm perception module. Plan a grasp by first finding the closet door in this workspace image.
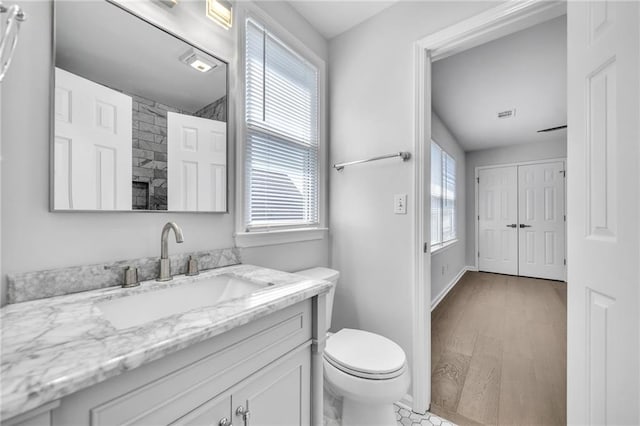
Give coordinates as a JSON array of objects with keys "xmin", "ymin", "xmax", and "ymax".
[
  {"xmin": 517, "ymin": 162, "xmax": 566, "ymax": 281},
  {"xmin": 477, "ymin": 166, "xmax": 518, "ymax": 275}
]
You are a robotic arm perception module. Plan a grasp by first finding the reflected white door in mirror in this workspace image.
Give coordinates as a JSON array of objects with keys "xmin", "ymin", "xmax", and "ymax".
[{"xmin": 54, "ymin": 68, "xmax": 133, "ymax": 210}]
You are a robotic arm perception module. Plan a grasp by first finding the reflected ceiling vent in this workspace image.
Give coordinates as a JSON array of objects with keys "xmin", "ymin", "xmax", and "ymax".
[
  {"xmin": 497, "ymin": 109, "xmax": 516, "ymax": 119},
  {"xmin": 537, "ymin": 124, "xmax": 568, "ymax": 133}
]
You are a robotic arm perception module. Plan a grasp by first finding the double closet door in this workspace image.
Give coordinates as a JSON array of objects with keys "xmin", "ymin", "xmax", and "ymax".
[{"xmin": 477, "ymin": 161, "xmax": 565, "ymax": 281}]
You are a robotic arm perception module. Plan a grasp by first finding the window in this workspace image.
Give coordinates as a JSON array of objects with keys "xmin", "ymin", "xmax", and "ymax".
[
  {"xmin": 243, "ymin": 18, "xmax": 319, "ymax": 231},
  {"xmin": 431, "ymin": 142, "xmax": 456, "ymax": 249}
]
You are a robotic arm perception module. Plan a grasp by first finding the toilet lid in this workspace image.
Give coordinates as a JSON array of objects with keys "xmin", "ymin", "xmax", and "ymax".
[{"xmin": 324, "ymin": 329, "xmax": 406, "ymax": 378}]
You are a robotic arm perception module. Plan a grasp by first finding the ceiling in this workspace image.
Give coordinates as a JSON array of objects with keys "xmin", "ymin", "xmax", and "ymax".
[
  {"xmin": 56, "ymin": 1, "xmax": 226, "ymax": 113},
  {"xmin": 287, "ymin": 1, "xmax": 398, "ymax": 39},
  {"xmin": 432, "ymin": 15, "xmax": 567, "ymax": 152}
]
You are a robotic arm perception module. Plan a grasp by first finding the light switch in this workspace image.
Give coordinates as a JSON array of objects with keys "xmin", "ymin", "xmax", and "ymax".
[{"xmin": 394, "ymin": 194, "xmax": 407, "ymax": 214}]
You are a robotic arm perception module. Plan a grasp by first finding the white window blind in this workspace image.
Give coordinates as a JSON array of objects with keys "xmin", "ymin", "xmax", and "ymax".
[
  {"xmin": 244, "ymin": 19, "xmax": 319, "ymax": 230},
  {"xmin": 431, "ymin": 142, "xmax": 456, "ymax": 247}
]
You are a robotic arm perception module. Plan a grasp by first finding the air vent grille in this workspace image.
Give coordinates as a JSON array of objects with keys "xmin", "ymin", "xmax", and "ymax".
[{"xmin": 497, "ymin": 109, "xmax": 516, "ymax": 119}]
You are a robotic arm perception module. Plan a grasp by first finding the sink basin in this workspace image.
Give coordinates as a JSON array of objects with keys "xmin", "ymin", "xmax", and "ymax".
[{"xmin": 97, "ymin": 275, "xmax": 266, "ymax": 330}]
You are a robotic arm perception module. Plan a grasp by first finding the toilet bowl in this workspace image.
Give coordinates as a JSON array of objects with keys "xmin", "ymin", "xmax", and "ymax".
[{"xmin": 295, "ymin": 268, "xmax": 410, "ymax": 426}]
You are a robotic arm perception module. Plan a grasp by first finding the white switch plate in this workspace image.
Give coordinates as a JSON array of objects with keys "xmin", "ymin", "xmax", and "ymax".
[{"xmin": 394, "ymin": 194, "xmax": 407, "ymax": 214}]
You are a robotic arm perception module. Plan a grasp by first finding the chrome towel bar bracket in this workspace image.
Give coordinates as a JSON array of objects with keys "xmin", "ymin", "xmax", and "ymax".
[{"xmin": 333, "ymin": 151, "xmax": 411, "ymax": 171}]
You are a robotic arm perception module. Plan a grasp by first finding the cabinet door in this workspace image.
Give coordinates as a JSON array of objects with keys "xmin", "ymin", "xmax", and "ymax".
[
  {"xmin": 233, "ymin": 350, "xmax": 310, "ymax": 426},
  {"xmin": 171, "ymin": 394, "xmax": 231, "ymax": 426}
]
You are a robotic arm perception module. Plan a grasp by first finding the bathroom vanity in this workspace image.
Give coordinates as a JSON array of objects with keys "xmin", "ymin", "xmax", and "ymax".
[{"xmin": 0, "ymin": 265, "xmax": 331, "ymax": 426}]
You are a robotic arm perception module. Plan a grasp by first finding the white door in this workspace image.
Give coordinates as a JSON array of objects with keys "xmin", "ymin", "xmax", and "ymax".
[
  {"xmin": 567, "ymin": 1, "xmax": 640, "ymax": 425},
  {"xmin": 54, "ymin": 67, "xmax": 132, "ymax": 210},
  {"xmin": 478, "ymin": 166, "xmax": 519, "ymax": 275},
  {"xmin": 518, "ymin": 162, "xmax": 566, "ymax": 281},
  {"xmin": 167, "ymin": 112, "xmax": 226, "ymax": 212}
]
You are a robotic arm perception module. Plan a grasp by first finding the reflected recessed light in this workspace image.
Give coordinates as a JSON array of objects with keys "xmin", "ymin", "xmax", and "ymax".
[
  {"xmin": 179, "ymin": 49, "xmax": 218, "ymax": 73},
  {"xmin": 206, "ymin": 0, "xmax": 232, "ymax": 30}
]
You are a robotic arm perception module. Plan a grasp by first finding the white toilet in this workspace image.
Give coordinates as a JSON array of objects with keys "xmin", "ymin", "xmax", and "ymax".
[{"xmin": 295, "ymin": 267, "xmax": 410, "ymax": 426}]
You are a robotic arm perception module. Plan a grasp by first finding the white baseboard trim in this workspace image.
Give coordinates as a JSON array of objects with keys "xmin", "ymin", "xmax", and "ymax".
[
  {"xmin": 397, "ymin": 394, "xmax": 413, "ymax": 411},
  {"xmin": 431, "ymin": 266, "xmax": 474, "ymax": 311},
  {"xmin": 466, "ymin": 265, "xmax": 478, "ymax": 272}
]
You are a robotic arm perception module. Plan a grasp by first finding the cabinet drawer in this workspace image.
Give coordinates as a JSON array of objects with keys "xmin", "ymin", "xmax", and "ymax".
[{"xmin": 53, "ymin": 301, "xmax": 311, "ymax": 426}]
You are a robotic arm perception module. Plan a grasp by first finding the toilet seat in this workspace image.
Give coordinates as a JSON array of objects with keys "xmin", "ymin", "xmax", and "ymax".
[{"xmin": 324, "ymin": 328, "xmax": 407, "ymax": 380}]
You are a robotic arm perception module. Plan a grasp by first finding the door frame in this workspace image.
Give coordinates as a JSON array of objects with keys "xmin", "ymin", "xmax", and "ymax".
[
  {"xmin": 411, "ymin": 0, "xmax": 566, "ymax": 414},
  {"xmin": 474, "ymin": 158, "xmax": 567, "ymax": 280}
]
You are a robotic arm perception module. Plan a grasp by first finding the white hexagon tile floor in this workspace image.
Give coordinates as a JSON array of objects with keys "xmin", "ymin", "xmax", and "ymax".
[
  {"xmin": 394, "ymin": 404, "xmax": 454, "ymax": 426},
  {"xmin": 324, "ymin": 385, "xmax": 453, "ymax": 426}
]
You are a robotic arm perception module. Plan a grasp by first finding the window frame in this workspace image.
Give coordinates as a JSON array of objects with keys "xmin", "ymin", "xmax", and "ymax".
[
  {"xmin": 430, "ymin": 140, "xmax": 457, "ymax": 254},
  {"xmin": 235, "ymin": 6, "xmax": 327, "ymax": 248}
]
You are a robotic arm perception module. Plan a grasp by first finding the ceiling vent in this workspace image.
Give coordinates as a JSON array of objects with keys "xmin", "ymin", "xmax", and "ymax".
[{"xmin": 497, "ymin": 109, "xmax": 516, "ymax": 119}]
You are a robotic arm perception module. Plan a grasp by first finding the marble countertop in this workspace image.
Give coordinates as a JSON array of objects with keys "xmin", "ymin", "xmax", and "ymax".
[{"xmin": 0, "ymin": 264, "xmax": 332, "ymax": 421}]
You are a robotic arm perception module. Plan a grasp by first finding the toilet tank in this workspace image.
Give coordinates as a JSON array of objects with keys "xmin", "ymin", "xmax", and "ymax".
[{"xmin": 295, "ymin": 267, "xmax": 339, "ymax": 332}]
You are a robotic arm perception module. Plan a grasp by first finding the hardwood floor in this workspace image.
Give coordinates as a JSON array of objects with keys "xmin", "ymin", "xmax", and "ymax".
[{"xmin": 431, "ymin": 272, "xmax": 566, "ymax": 425}]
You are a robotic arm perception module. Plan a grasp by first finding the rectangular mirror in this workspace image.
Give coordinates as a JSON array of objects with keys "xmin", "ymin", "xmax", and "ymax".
[{"xmin": 52, "ymin": 0, "xmax": 228, "ymax": 212}]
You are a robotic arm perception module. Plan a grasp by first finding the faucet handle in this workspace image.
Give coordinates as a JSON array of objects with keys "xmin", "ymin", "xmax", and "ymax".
[
  {"xmin": 186, "ymin": 256, "xmax": 199, "ymax": 276},
  {"xmin": 122, "ymin": 266, "xmax": 140, "ymax": 288}
]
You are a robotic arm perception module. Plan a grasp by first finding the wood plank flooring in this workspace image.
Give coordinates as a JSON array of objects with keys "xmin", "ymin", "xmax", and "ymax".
[{"xmin": 431, "ymin": 272, "xmax": 566, "ymax": 425}]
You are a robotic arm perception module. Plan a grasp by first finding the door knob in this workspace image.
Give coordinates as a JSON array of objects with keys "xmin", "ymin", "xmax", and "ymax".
[
  {"xmin": 519, "ymin": 224, "xmax": 532, "ymax": 228},
  {"xmin": 218, "ymin": 418, "xmax": 232, "ymax": 426},
  {"xmin": 506, "ymin": 224, "xmax": 517, "ymax": 228}
]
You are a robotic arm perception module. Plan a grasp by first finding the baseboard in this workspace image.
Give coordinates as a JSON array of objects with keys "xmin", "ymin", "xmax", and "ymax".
[
  {"xmin": 431, "ymin": 266, "xmax": 473, "ymax": 311},
  {"xmin": 397, "ymin": 394, "xmax": 413, "ymax": 411},
  {"xmin": 466, "ymin": 265, "xmax": 478, "ymax": 272}
]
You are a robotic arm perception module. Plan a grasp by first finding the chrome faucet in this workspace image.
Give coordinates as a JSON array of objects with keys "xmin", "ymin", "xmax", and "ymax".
[{"xmin": 158, "ymin": 222, "xmax": 184, "ymax": 281}]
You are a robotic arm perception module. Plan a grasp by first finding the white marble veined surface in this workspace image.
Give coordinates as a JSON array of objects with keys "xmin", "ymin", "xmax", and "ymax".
[{"xmin": 0, "ymin": 264, "xmax": 332, "ymax": 421}]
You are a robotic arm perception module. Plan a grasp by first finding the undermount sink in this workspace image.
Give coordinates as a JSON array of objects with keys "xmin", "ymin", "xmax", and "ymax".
[{"xmin": 97, "ymin": 275, "xmax": 266, "ymax": 330}]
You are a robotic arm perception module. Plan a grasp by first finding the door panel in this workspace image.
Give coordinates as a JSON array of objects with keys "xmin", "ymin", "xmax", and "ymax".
[
  {"xmin": 172, "ymin": 394, "xmax": 231, "ymax": 426},
  {"xmin": 567, "ymin": 1, "xmax": 640, "ymax": 424},
  {"xmin": 233, "ymin": 350, "xmax": 310, "ymax": 426},
  {"xmin": 54, "ymin": 67, "xmax": 132, "ymax": 210},
  {"xmin": 167, "ymin": 112, "xmax": 226, "ymax": 212},
  {"xmin": 478, "ymin": 166, "xmax": 518, "ymax": 275},
  {"xmin": 517, "ymin": 162, "xmax": 565, "ymax": 281}
]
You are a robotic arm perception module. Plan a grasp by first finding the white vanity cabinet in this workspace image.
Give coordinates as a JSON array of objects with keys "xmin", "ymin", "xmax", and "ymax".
[
  {"xmin": 4, "ymin": 299, "xmax": 320, "ymax": 426},
  {"xmin": 177, "ymin": 349, "xmax": 310, "ymax": 426}
]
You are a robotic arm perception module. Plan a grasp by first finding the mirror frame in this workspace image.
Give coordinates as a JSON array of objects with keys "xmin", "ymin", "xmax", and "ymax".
[{"xmin": 50, "ymin": 0, "xmax": 230, "ymax": 213}]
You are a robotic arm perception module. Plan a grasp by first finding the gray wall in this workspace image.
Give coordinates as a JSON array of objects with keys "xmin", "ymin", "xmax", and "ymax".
[
  {"xmin": 431, "ymin": 113, "xmax": 466, "ymax": 306},
  {"xmin": 0, "ymin": 0, "xmax": 328, "ymax": 305},
  {"xmin": 465, "ymin": 139, "xmax": 567, "ymax": 266},
  {"xmin": 329, "ymin": 0, "xmax": 498, "ymax": 397}
]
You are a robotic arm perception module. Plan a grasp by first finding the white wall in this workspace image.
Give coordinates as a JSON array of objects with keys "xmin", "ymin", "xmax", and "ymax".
[
  {"xmin": 430, "ymin": 113, "xmax": 466, "ymax": 307},
  {"xmin": 0, "ymin": 0, "xmax": 328, "ymax": 305},
  {"xmin": 328, "ymin": 0, "xmax": 498, "ymax": 398},
  {"xmin": 464, "ymin": 139, "xmax": 567, "ymax": 266}
]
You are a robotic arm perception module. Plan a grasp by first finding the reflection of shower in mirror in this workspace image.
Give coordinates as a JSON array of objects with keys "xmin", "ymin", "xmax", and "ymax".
[{"xmin": 0, "ymin": 1, "xmax": 26, "ymax": 82}]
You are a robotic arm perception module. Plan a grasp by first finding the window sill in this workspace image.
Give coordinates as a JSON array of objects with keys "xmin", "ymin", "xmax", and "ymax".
[
  {"xmin": 431, "ymin": 239, "xmax": 458, "ymax": 255},
  {"xmin": 235, "ymin": 227, "xmax": 328, "ymax": 248}
]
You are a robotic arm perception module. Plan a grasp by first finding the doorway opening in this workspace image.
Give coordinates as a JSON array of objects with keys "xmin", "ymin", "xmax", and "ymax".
[{"xmin": 410, "ymin": 0, "xmax": 567, "ymax": 419}]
